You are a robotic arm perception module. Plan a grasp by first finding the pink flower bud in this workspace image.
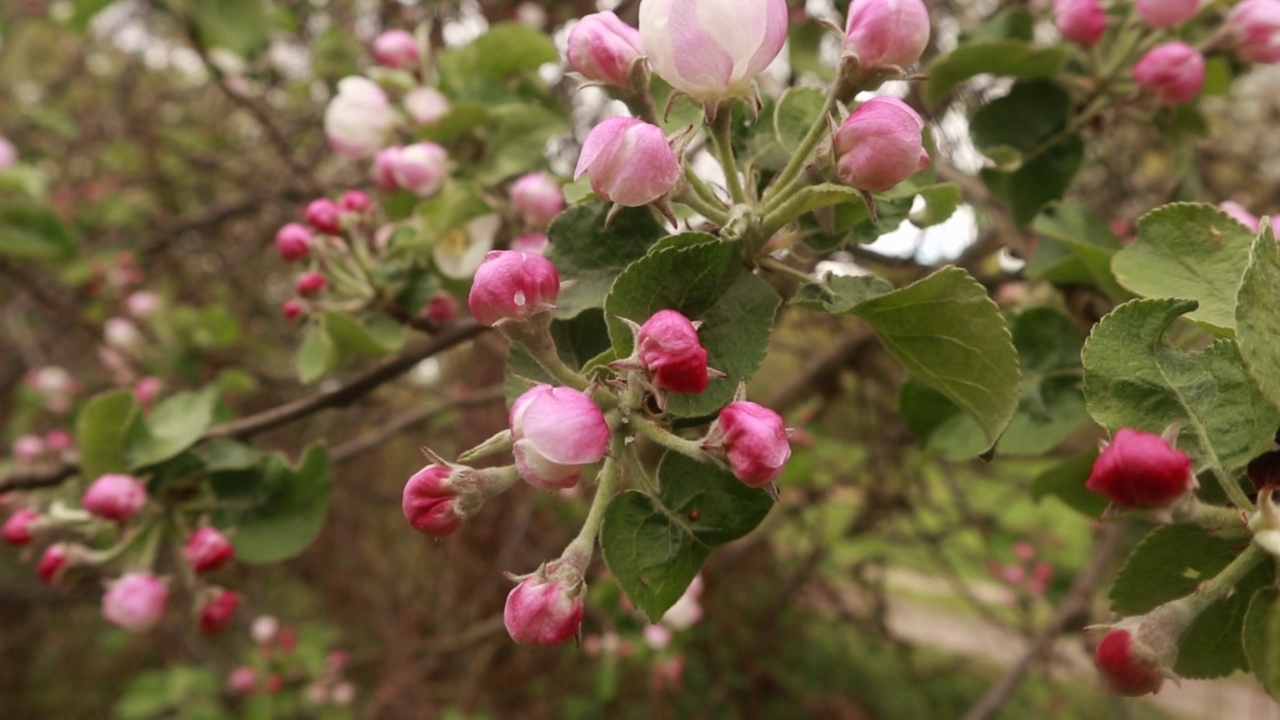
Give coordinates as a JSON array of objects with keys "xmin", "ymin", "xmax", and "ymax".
[
  {"xmin": 844, "ymin": 0, "xmax": 931, "ymax": 69},
  {"xmin": 295, "ymin": 271, "xmax": 327, "ymax": 297},
  {"xmin": 324, "ymin": 77, "xmax": 395, "ymax": 159},
  {"xmin": 643, "ymin": 623, "xmax": 674, "ymax": 650},
  {"xmin": 12, "ymin": 434, "xmax": 44, "ymax": 464},
  {"xmin": 104, "ymin": 317, "xmax": 143, "ymax": 352},
  {"xmin": 251, "ymin": 615, "xmax": 279, "ymax": 645},
  {"xmin": 1086, "ymin": 428, "xmax": 1194, "ymax": 509},
  {"xmin": 102, "ymin": 573, "xmax": 169, "ymax": 632},
  {"xmin": 125, "ymin": 291, "xmax": 161, "ymax": 319},
  {"xmin": 82, "ymin": 473, "xmax": 148, "ymax": 521},
  {"xmin": 467, "ymin": 250, "xmax": 560, "ymax": 327},
  {"xmin": 304, "ymin": 198, "xmax": 344, "ymax": 234},
  {"xmin": 833, "ymin": 96, "xmax": 930, "ymax": 192},
  {"xmin": 636, "ymin": 310, "xmax": 710, "ymax": 394},
  {"xmin": 282, "ymin": 299, "xmax": 305, "ymax": 322},
  {"xmin": 38, "ymin": 543, "xmax": 70, "ymax": 584},
  {"xmin": 1137, "ymin": 0, "xmax": 1200, "ymax": 28},
  {"xmin": 133, "ymin": 376, "xmax": 162, "ymax": 407},
  {"xmin": 275, "ymin": 222, "xmax": 313, "ymax": 261},
  {"xmin": 566, "ymin": 12, "xmax": 645, "ymax": 86},
  {"xmin": 403, "ymin": 87, "xmax": 450, "ymax": 125},
  {"xmin": 661, "ymin": 574, "xmax": 704, "ymax": 630},
  {"xmin": 2, "ymin": 509, "xmax": 39, "ymax": 545},
  {"xmin": 510, "ymin": 172, "xmax": 565, "ymax": 229},
  {"xmin": 510, "ymin": 384, "xmax": 609, "ymax": 491},
  {"xmin": 264, "ymin": 674, "xmax": 285, "ymax": 694},
  {"xmin": 199, "ymin": 589, "xmax": 239, "ymax": 634},
  {"xmin": 1227, "ymin": 0, "xmax": 1280, "ymax": 64},
  {"xmin": 183, "ymin": 526, "xmax": 235, "ymax": 573},
  {"xmin": 390, "ymin": 142, "xmax": 449, "ymax": 197},
  {"xmin": 372, "ymin": 147, "xmax": 400, "ymax": 190},
  {"xmin": 639, "ymin": 0, "xmax": 788, "ymax": 101},
  {"xmin": 228, "ymin": 667, "xmax": 257, "ymax": 695},
  {"xmin": 1095, "ymin": 628, "xmax": 1165, "ymax": 696},
  {"xmin": 28, "ymin": 366, "xmax": 77, "ymax": 396},
  {"xmin": 402, "ymin": 464, "xmax": 462, "ymax": 536},
  {"xmin": 704, "ymin": 401, "xmax": 790, "ymax": 487},
  {"xmin": 1221, "ymin": 201, "xmax": 1261, "ymax": 232},
  {"xmin": 340, "ymin": 190, "xmax": 372, "ymax": 213},
  {"xmin": 422, "ymin": 292, "xmax": 459, "ymax": 324},
  {"xmin": 574, "ymin": 118, "xmax": 680, "ymax": 207},
  {"xmin": 1053, "ymin": 0, "xmax": 1106, "ymax": 46},
  {"xmin": 43, "ymin": 429, "xmax": 74, "ymax": 454},
  {"xmin": 1013, "ymin": 541, "xmax": 1036, "ymax": 562},
  {"xmin": 504, "ymin": 563, "xmax": 585, "ymax": 645},
  {"xmin": 372, "ymin": 29, "xmax": 420, "ymax": 70},
  {"xmin": 0, "ymin": 136, "xmax": 16, "ymax": 170},
  {"xmin": 1132, "ymin": 42, "xmax": 1205, "ymax": 106},
  {"xmin": 511, "ymin": 232, "xmax": 549, "ymax": 255}
]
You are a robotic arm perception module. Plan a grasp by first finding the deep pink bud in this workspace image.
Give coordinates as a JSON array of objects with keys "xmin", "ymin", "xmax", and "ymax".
[
  {"xmin": 833, "ymin": 96, "xmax": 931, "ymax": 192},
  {"xmin": 102, "ymin": 573, "xmax": 169, "ymax": 632},
  {"xmin": 402, "ymin": 464, "xmax": 462, "ymax": 536},
  {"xmin": 1086, "ymin": 428, "xmax": 1194, "ymax": 508},
  {"xmin": 0, "ymin": 136, "xmax": 16, "ymax": 170},
  {"xmin": 295, "ymin": 271, "xmax": 327, "ymax": 297},
  {"xmin": 340, "ymin": 190, "xmax": 372, "ymax": 213},
  {"xmin": 390, "ymin": 142, "xmax": 448, "ymax": 197},
  {"xmin": 12, "ymin": 434, "xmax": 44, "ymax": 464},
  {"xmin": 372, "ymin": 29, "xmax": 421, "ymax": 70},
  {"xmin": 183, "ymin": 527, "xmax": 235, "ymax": 573},
  {"xmin": 636, "ymin": 310, "xmax": 710, "ymax": 394},
  {"xmin": 706, "ymin": 401, "xmax": 791, "ymax": 486},
  {"xmin": 511, "ymin": 232, "xmax": 549, "ymax": 255},
  {"xmin": 1137, "ymin": 0, "xmax": 1200, "ymax": 28},
  {"xmin": 574, "ymin": 118, "xmax": 680, "ymax": 207},
  {"xmin": 1132, "ymin": 42, "xmax": 1205, "ymax": 106},
  {"xmin": 199, "ymin": 589, "xmax": 239, "ymax": 634},
  {"xmin": 304, "ymin": 198, "xmax": 343, "ymax": 234},
  {"xmin": 1095, "ymin": 628, "xmax": 1165, "ymax": 696},
  {"xmin": 566, "ymin": 12, "xmax": 645, "ymax": 86},
  {"xmin": 38, "ymin": 543, "xmax": 70, "ymax": 584},
  {"xmin": 510, "ymin": 172, "xmax": 565, "ymax": 229},
  {"xmin": 82, "ymin": 473, "xmax": 148, "ymax": 521},
  {"xmin": 275, "ymin": 223, "xmax": 312, "ymax": 261},
  {"xmin": 1227, "ymin": 0, "xmax": 1280, "ymax": 64},
  {"xmin": 844, "ymin": 0, "xmax": 931, "ymax": 69},
  {"xmin": 133, "ymin": 376, "xmax": 162, "ymax": 408},
  {"xmin": 2, "ymin": 509, "xmax": 39, "ymax": 545},
  {"xmin": 228, "ymin": 667, "xmax": 257, "ymax": 695},
  {"xmin": 43, "ymin": 429, "xmax": 74, "ymax": 454},
  {"xmin": 403, "ymin": 87, "xmax": 450, "ymax": 125},
  {"xmin": 504, "ymin": 567, "xmax": 585, "ymax": 645},
  {"xmin": 640, "ymin": 0, "xmax": 788, "ymax": 101},
  {"xmin": 510, "ymin": 385, "xmax": 609, "ymax": 492},
  {"xmin": 282, "ymin": 299, "xmax": 305, "ymax": 322},
  {"xmin": 264, "ymin": 675, "xmax": 284, "ymax": 694},
  {"xmin": 467, "ymin": 250, "xmax": 560, "ymax": 327},
  {"xmin": 1053, "ymin": 0, "xmax": 1106, "ymax": 46},
  {"xmin": 422, "ymin": 292, "xmax": 459, "ymax": 324}
]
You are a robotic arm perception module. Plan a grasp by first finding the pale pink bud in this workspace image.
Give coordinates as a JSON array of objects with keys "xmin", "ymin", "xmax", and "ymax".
[
  {"xmin": 331, "ymin": 681, "xmax": 355, "ymax": 705},
  {"xmin": 29, "ymin": 366, "xmax": 76, "ymax": 396},
  {"xmin": 0, "ymin": 136, "xmax": 16, "ymax": 170},
  {"xmin": 372, "ymin": 29, "xmax": 420, "ymax": 70},
  {"xmin": 661, "ymin": 574, "xmax": 704, "ymax": 630},
  {"xmin": 704, "ymin": 401, "xmax": 790, "ymax": 487},
  {"xmin": 2, "ymin": 509, "xmax": 39, "ymax": 545},
  {"xmin": 43, "ymin": 429, "xmax": 74, "ymax": 454},
  {"xmin": 402, "ymin": 464, "xmax": 462, "ymax": 536},
  {"xmin": 1220, "ymin": 201, "xmax": 1261, "ymax": 231},
  {"xmin": 566, "ymin": 12, "xmax": 645, "ymax": 86},
  {"xmin": 228, "ymin": 667, "xmax": 257, "ymax": 695},
  {"xmin": 511, "ymin": 232, "xmax": 549, "ymax": 255},
  {"xmin": 510, "ymin": 172, "xmax": 565, "ymax": 229},
  {"xmin": 82, "ymin": 473, "xmax": 148, "ymax": 521},
  {"xmin": 125, "ymin": 291, "xmax": 161, "ymax": 319},
  {"xmin": 1086, "ymin": 428, "xmax": 1193, "ymax": 509},
  {"xmin": 102, "ymin": 573, "xmax": 169, "ymax": 632},
  {"xmin": 282, "ymin": 299, "xmax": 305, "ymax": 322},
  {"xmin": 1132, "ymin": 42, "xmax": 1205, "ymax": 106},
  {"xmin": 275, "ymin": 222, "xmax": 313, "ymax": 261},
  {"xmin": 1228, "ymin": 0, "xmax": 1280, "ymax": 63},
  {"xmin": 38, "ymin": 542, "xmax": 70, "ymax": 584},
  {"xmin": 133, "ymin": 376, "xmax": 162, "ymax": 407},
  {"xmin": 104, "ymin": 317, "xmax": 143, "ymax": 352},
  {"xmin": 643, "ymin": 623, "xmax": 674, "ymax": 650},
  {"xmin": 183, "ymin": 526, "xmax": 235, "ymax": 573},
  {"xmin": 844, "ymin": 0, "xmax": 931, "ymax": 69},
  {"xmin": 1137, "ymin": 0, "xmax": 1200, "ymax": 28},
  {"xmin": 198, "ymin": 588, "xmax": 239, "ymax": 634},
  {"xmin": 574, "ymin": 118, "xmax": 680, "ymax": 207},
  {"xmin": 340, "ymin": 189, "xmax": 372, "ymax": 213},
  {"xmin": 372, "ymin": 147, "xmax": 401, "ymax": 190},
  {"xmin": 403, "ymin": 86, "xmax": 450, "ymax": 125},
  {"xmin": 324, "ymin": 76, "xmax": 395, "ymax": 159},
  {"xmin": 833, "ymin": 96, "xmax": 931, "ymax": 192},
  {"xmin": 636, "ymin": 310, "xmax": 710, "ymax": 394},
  {"xmin": 295, "ymin": 271, "xmax": 327, "ymax": 297},
  {"xmin": 390, "ymin": 142, "xmax": 449, "ymax": 197},
  {"xmin": 12, "ymin": 434, "xmax": 44, "ymax": 464},
  {"xmin": 251, "ymin": 615, "xmax": 279, "ymax": 645},
  {"xmin": 504, "ymin": 566, "xmax": 585, "ymax": 645},
  {"xmin": 467, "ymin": 250, "xmax": 560, "ymax": 327},
  {"xmin": 510, "ymin": 384, "xmax": 609, "ymax": 492},
  {"xmin": 304, "ymin": 198, "xmax": 343, "ymax": 234},
  {"xmin": 640, "ymin": 0, "xmax": 788, "ymax": 101},
  {"xmin": 1053, "ymin": 0, "xmax": 1106, "ymax": 46},
  {"xmin": 1013, "ymin": 541, "xmax": 1036, "ymax": 562}
]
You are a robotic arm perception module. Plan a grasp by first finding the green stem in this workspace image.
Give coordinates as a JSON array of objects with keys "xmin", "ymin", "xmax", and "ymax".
[
  {"xmin": 632, "ymin": 416, "xmax": 709, "ymax": 464},
  {"xmin": 683, "ymin": 163, "xmax": 729, "ymax": 214},
  {"xmin": 761, "ymin": 90, "xmax": 839, "ymax": 210},
  {"xmin": 1184, "ymin": 544, "xmax": 1266, "ymax": 616},
  {"xmin": 478, "ymin": 464, "xmax": 522, "ymax": 502},
  {"xmin": 758, "ymin": 257, "xmax": 816, "ymax": 287},
  {"xmin": 562, "ymin": 433, "xmax": 625, "ymax": 564},
  {"xmin": 1185, "ymin": 501, "xmax": 1250, "ymax": 539},
  {"xmin": 503, "ymin": 320, "xmax": 591, "ymax": 392},
  {"xmin": 675, "ymin": 185, "xmax": 731, "ymax": 226},
  {"xmin": 1211, "ymin": 463, "xmax": 1255, "ymax": 513},
  {"xmin": 708, "ymin": 108, "xmax": 748, "ymax": 205},
  {"xmin": 760, "ymin": 184, "xmax": 846, "ymax": 238}
]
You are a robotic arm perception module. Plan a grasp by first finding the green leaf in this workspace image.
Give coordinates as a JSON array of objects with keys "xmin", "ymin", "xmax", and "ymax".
[
  {"xmin": 981, "ymin": 135, "xmax": 1084, "ymax": 227},
  {"xmin": 923, "ymin": 41, "xmax": 1068, "ymax": 107},
  {"xmin": 604, "ymin": 241, "xmax": 780, "ymax": 418},
  {"xmin": 505, "ymin": 310, "xmax": 613, "ymax": 401},
  {"xmin": 908, "ymin": 183, "xmax": 962, "ymax": 228},
  {"xmin": 474, "ymin": 103, "xmax": 567, "ymax": 185},
  {"xmin": 790, "ymin": 274, "xmax": 893, "ymax": 313},
  {"xmin": 67, "ymin": 0, "xmax": 119, "ymax": 31},
  {"xmin": 1113, "ymin": 204, "xmax": 1255, "ymax": 332},
  {"xmin": 970, "ymin": 81, "xmax": 1071, "ymax": 155},
  {"xmin": 771, "ymin": 184, "xmax": 866, "ymax": 230},
  {"xmin": 1028, "ymin": 202, "xmax": 1127, "ymax": 298},
  {"xmin": 898, "ymin": 379, "xmax": 988, "ymax": 460},
  {"xmin": 963, "ymin": 8, "xmax": 1035, "ymax": 42},
  {"xmin": 1235, "ymin": 226, "xmax": 1280, "ymax": 411},
  {"xmin": 323, "ymin": 312, "xmax": 403, "ymax": 357},
  {"xmin": 190, "ymin": 0, "xmax": 269, "ymax": 57},
  {"xmin": 408, "ymin": 182, "xmax": 491, "ymax": 247},
  {"xmin": 416, "ymin": 101, "xmax": 490, "ymax": 145},
  {"xmin": 0, "ymin": 204, "xmax": 77, "ymax": 261},
  {"xmin": 788, "ymin": 19, "xmax": 836, "ymax": 81},
  {"xmin": 217, "ymin": 445, "xmax": 333, "ymax": 564},
  {"xmin": 774, "ymin": 87, "xmax": 827, "ymax": 153},
  {"xmin": 197, "ymin": 439, "xmax": 259, "ymax": 473},
  {"xmin": 1243, "ymin": 588, "xmax": 1280, "ymax": 699},
  {"xmin": 76, "ymin": 390, "xmax": 141, "ymax": 481},
  {"xmin": 1177, "ymin": 555, "xmax": 1274, "ymax": 679},
  {"xmin": 124, "ymin": 388, "xmax": 219, "ymax": 469},
  {"xmin": 295, "ymin": 323, "xmax": 338, "ymax": 384},
  {"xmin": 453, "ymin": 23, "xmax": 557, "ymax": 77},
  {"xmin": 545, "ymin": 202, "xmax": 666, "ymax": 319},
  {"xmin": 1030, "ymin": 452, "xmax": 1107, "ymax": 517},
  {"xmin": 1082, "ymin": 298, "xmax": 1280, "ymax": 472},
  {"xmin": 600, "ymin": 452, "xmax": 773, "ymax": 621}
]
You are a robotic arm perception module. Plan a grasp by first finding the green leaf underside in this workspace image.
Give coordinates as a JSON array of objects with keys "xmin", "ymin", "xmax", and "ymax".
[
  {"xmin": 215, "ymin": 444, "xmax": 333, "ymax": 564},
  {"xmin": 295, "ymin": 322, "xmax": 338, "ymax": 384},
  {"xmin": 125, "ymin": 388, "xmax": 219, "ymax": 468},
  {"xmin": 1235, "ymin": 227, "xmax": 1280, "ymax": 412},
  {"xmin": 76, "ymin": 390, "xmax": 141, "ymax": 481},
  {"xmin": 790, "ymin": 274, "xmax": 893, "ymax": 313},
  {"xmin": 924, "ymin": 41, "xmax": 1068, "ymax": 106},
  {"xmin": 600, "ymin": 452, "xmax": 773, "ymax": 621},
  {"xmin": 1244, "ymin": 588, "xmax": 1280, "ymax": 700},
  {"xmin": 546, "ymin": 203, "xmax": 668, "ymax": 319}
]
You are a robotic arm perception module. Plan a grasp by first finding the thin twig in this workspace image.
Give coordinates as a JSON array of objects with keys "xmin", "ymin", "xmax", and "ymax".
[{"xmin": 330, "ymin": 386, "xmax": 506, "ymax": 464}]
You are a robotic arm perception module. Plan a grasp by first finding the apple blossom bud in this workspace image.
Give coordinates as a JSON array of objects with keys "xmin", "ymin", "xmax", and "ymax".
[
  {"xmin": 372, "ymin": 147, "xmax": 400, "ymax": 190},
  {"xmin": 102, "ymin": 573, "xmax": 169, "ymax": 632},
  {"xmin": 340, "ymin": 190, "xmax": 372, "ymax": 213},
  {"xmin": 295, "ymin": 271, "xmax": 327, "ymax": 297},
  {"xmin": 467, "ymin": 250, "xmax": 560, "ymax": 327},
  {"xmin": 324, "ymin": 77, "xmax": 395, "ymax": 159},
  {"xmin": 403, "ymin": 86, "xmax": 450, "ymax": 125},
  {"xmin": 643, "ymin": 623, "xmax": 674, "ymax": 650},
  {"xmin": 1053, "ymin": 0, "xmax": 1106, "ymax": 46},
  {"xmin": 275, "ymin": 223, "xmax": 313, "ymax": 261},
  {"xmin": 402, "ymin": 464, "xmax": 462, "ymax": 536},
  {"xmin": 1228, "ymin": 0, "xmax": 1280, "ymax": 64},
  {"xmin": 372, "ymin": 29, "xmax": 420, "ymax": 70},
  {"xmin": 574, "ymin": 117, "xmax": 680, "ymax": 207},
  {"xmin": 512, "ymin": 232, "xmax": 549, "ymax": 255},
  {"xmin": 833, "ymin": 96, "xmax": 930, "ymax": 193},
  {"xmin": 251, "ymin": 615, "xmax": 279, "ymax": 645},
  {"xmin": 331, "ymin": 681, "xmax": 355, "ymax": 705},
  {"xmin": 566, "ymin": 12, "xmax": 645, "ymax": 87},
  {"xmin": 510, "ymin": 172, "xmax": 565, "ymax": 229},
  {"xmin": 636, "ymin": 310, "xmax": 710, "ymax": 394},
  {"xmin": 504, "ymin": 561, "xmax": 586, "ymax": 645},
  {"xmin": 228, "ymin": 667, "xmax": 257, "ymax": 695},
  {"xmin": 304, "ymin": 198, "xmax": 344, "ymax": 234},
  {"xmin": 1132, "ymin": 42, "xmax": 1205, "ymax": 106},
  {"xmin": 82, "ymin": 473, "xmax": 148, "ymax": 521},
  {"xmin": 1136, "ymin": 0, "xmax": 1200, "ymax": 27},
  {"xmin": 278, "ymin": 626, "xmax": 297, "ymax": 651},
  {"xmin": 263, "ymin": 675, "xmax": 284, "ymax": 694},
  {"xmin": 639, "ymin": 0, "xmax": 788, "ymax": 101},
  {"xmin": 1086, "ymin": 428, "xmax": 1195, "ymax": 509},
  {"xmin": 661, "ymin": 574, "xmax": 704, "ymax": 630},
  {"xmin": 2, "ymin": 509, "xmax": 39, "ymax": 545},
  {"xmin": 29, "ymin": 366, "xmax": 77, "ymax": 396},
  {"xmin": 844, "ymin": 0, "xmax": 931, "ymax": 70},
  {"xmin": 104, "ymin": 317, "xmax": 143, "ymax": 353},
  {"xmin": 133, "ymin": 376, "xmax": 162, "ymax": 407},
  {"xmin": 38, "ymin": 542, "xmax": 70, "ymax": 584},
  {"xmin": 510, "ymin": 384, "xmax": 609, "ymax": 491},
  {"xmin": 282, "ymin": 299, "xmax": 305, "ymax": 322},
  {"xmin": 126, "ymin": 291, "xmax": 161, "ymax": 319},
  {"xmin": 1094, "ymin": 602, "xmax": 1195, "ymax": 696},
  {"xmin": 703, "ymin": 401, "xmax": 790, "ymax": 487},
  {"xmin": 0, "ymin": 136, "xmax": 16, "ymax": 170},
  {"xmin": 390, "ymin": 142, "xmax": 449, "ymax": 197},
  {"xmin": 199, "ymin": 589, "xmax": 239, "ymax": 634},
  {"xmin": 43, "ymin": 429, "xmax": 74, "ymax": 455},
  {"xmin": 183, "ymin": 526, "xmax": 235, "ymax": 573},
  {"xmin": 12, "ymin": 434, "xmax": 44, "ymax": 464}
]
